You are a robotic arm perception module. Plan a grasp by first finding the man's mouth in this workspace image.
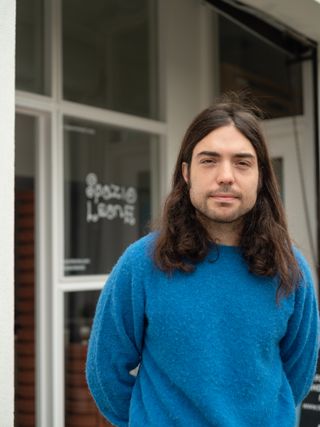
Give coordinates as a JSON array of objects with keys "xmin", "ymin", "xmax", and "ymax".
[{"xmin": 209, "ymin": 192, "xmax": 240, "ymax": 202}]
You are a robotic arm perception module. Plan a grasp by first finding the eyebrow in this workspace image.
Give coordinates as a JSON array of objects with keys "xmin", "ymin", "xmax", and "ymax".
[{"xmin": 196, "ymin": 151, "xmax": 256, "ymax": 160}]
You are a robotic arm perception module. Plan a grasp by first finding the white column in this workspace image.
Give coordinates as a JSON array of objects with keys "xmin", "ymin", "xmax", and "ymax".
[
  {"xmin": 0, "ymin": 0, "xmax": 16, "ymax": 426},
  {"xmin": 158, "ymin": 0, "xmax": 205, "ymax": 193}
]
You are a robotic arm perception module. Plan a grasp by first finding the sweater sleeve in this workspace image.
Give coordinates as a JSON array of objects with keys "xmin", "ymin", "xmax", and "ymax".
[
  {"xmin": 86, "ymin": 246, "xmax": 145, "ymax": 427},
  {"xmin": 279, "ymin": 254, "xmax": 320, "ymax": 406}
]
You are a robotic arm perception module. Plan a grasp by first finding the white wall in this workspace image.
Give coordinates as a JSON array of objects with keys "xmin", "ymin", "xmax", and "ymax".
[
  {"xmin": 158, "ymin": 0, "xmax": 211, "ymax": 195},
  {"xmin": 0, "ymin": 1, "xmax": 16, "ymax": 426}
]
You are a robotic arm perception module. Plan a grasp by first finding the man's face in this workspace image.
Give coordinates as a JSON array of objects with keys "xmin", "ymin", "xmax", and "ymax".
[{"xmin": 182, "ymin": 124, "xmax": 259, "ymax": 227}]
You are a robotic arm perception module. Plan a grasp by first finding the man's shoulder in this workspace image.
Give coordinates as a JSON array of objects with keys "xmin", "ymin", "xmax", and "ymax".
[
  {"xmin": 292, "ymin": 246, "xmax": 311, "ymax": 269},
  {"xmin": 292, "ymin": 245, "xmax": 314, "ymax": 287},
  {"xmin": 123, "ymin": 231, "xmax": 158, "ymax": 262},
  {"xmin": 109, "ymin": 232, "xmax": 158, "ymax": 279}
]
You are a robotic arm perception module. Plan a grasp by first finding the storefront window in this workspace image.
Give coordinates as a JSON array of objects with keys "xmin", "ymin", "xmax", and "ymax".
[
  {"xmin": 65, "ymin": 291, "xmax": 113, "ymax": 427},
  {"xmin": 63, "ymin": 117, "xmax": 157, "ymax": 276},
  {"xmin": 62, "ymin": 0, "xmax": 158, "ymax": 119},
  {"xmin": 15, "ymin": 114, "xmax": 37, "ymax": 426},
  {"xmin": 16, "ymin": 0, "xmax": 49, "ymax": 94},
  {"xmin": 218, "ymin": 15, "xmax": 303, "ymax": 118}
]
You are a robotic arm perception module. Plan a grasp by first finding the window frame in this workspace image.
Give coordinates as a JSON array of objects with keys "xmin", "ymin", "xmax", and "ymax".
[{"xmin": 15, "ymin": 0, "xmax": 166, "ymax": 425}]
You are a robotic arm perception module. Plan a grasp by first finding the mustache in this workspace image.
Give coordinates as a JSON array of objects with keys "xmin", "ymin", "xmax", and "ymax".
[{"xmin": 208, "ymin": 186, "xmax": 242, "ymax": 198}]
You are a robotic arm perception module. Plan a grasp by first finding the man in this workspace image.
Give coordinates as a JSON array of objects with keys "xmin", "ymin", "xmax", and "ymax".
[{"xmin": 86, "ymin": 96, "xmax": 319, "ymax": 427}]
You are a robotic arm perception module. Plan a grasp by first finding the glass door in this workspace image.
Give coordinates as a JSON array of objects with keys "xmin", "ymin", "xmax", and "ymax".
[
  {"xmin": 15, "ymin": 113, "xmax": 37, "ymax": 427},
  {"xmin": 15, "ymin": 111, "xmax": 52, "ymax": 427},
  {"xmin": 61, "ymin": 117, "xmax": 159, "ymax": 427},
  {"xmin": 64, "ymin": 291, "xmax": 111, "ymax": 427}
]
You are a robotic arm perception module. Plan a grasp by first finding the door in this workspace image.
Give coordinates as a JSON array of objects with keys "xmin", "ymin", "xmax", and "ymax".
[
  {"xmin": 15, "ymin": 113, "xmax": 37, "ymax": 427},
  {"xmin": 15, "ymin": 111, "xmax": 52, "ymax": 426}
]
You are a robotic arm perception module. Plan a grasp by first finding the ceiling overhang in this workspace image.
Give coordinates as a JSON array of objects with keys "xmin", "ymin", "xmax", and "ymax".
[
  {"xmin": 241, "ymin": 0, "xmax": 320, "ymax": 43},
  {"xmin": 206, "ymin": 0, "xmax": 318, "ymax": 59}
]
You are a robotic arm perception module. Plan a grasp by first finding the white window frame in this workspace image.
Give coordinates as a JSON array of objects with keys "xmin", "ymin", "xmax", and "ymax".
[
  {"xmin": 15, "ymin": 0, "xmax": 166, "ymax": 425},
  {"xmin": 14, "ymin": 108, "xmax": 52, "ymax": 427}
]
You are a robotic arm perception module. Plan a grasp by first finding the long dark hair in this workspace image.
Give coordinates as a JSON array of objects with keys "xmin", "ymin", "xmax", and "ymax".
[{"xmin": 154, "ymin": 94, "xmax": 301, "ymax": 299}]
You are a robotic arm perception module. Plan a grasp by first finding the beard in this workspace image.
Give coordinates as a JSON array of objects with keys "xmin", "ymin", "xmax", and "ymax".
[
  {"xmin": 189, "ymin": 184, "xmax": 257, "ymax": 229},
  {"xmin": 195, "ymin": 205, "xmax": 249, "ymax": 225}
]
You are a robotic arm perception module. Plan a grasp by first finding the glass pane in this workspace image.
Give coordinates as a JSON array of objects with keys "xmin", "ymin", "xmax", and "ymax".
[
  {"xmin": 15, "ymin": 114, "xmax": 37, "ymax": 426},
  {"xmin": 63, "ymin": 0, "xmax": 158, "ymax": 119},
  {"xmin": 64, "ymin": 117, "xmax": 158, "ymax": 276},
  {"xmin": 218, "ymin": 15, "xmax": 303, "ymax": 119},
  {"xmin": 65, "ymin": 291, "xmax": 113, "ymax": 427},
  {"xmin": 16, "ymin": 0, "xmax": 49, "ymax": 94}
]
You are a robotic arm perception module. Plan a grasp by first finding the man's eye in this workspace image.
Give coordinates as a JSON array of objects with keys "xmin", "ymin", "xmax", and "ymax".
[
  {"xmin": 236, "ymin": 161, "xmax": 250, "ymax": 168},
  {"xmin": 200, "ymin": 159, "xmax": 216, "ymax": 164}
]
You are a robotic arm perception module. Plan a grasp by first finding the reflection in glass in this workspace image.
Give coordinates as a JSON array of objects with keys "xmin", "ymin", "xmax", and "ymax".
[
  {"xmin": 218, "ymin": 15, "xmax": 303, "ymax": 119},
  {"xmin": 15, "ymin": 114, "xmax": 37, "ymax": 426},
  {"xmin": 16, "ymin": 0, "xmax": 49, "ymax": 94},
  {"xmin": 64, "ymin": 117, "xmax": 158, "ymax": 276},
  {"xmin": 65, "ymin": 291, "xmax": 113, "ymax": 427},
  {"xmin": 63, "ymin": 0, "xmax": 158, "ymax": 119}
]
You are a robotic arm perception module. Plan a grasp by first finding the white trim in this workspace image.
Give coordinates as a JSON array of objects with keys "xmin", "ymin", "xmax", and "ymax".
[
  {"xmin": 59, "ymin": 280, "xmax": 106, "ymax": 293},
  {"xmin": 52, "ymin": 108, "xmax": 64, "ymax": 427},
  {"xmin": 16, "ymin": 91, "xmax": 167, "ymax": 135},
  {"xmin": 57, "ymin": 111, "xmax": 65, "ymax": 282},
  {"xmin": 61, "ymin": 100, "xmax": 167, "ymax": 134},
  {"xmin": 60, "ymin": 274, "xmax": 107, "ymax": 284},
  {"xmin": 52, "ymin": 289, "xmax": 64, "ymax": 427},
  {"xmin": 35, "ymin": 114, "xmax": 52, "ymax": 426},
  {"xmin": 16, "ymin": 91, "xmax": 55, "ymax": 113}
]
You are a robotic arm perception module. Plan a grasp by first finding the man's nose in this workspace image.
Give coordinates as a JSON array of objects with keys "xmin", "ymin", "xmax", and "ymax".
[{"xmin": 216, "ymin": 162, "xmax": 235, "ymax": 185}]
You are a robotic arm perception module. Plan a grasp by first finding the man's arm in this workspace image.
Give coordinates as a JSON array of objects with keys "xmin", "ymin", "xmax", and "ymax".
[
  {"xmin": 280, "ymin": 253, "xmax": 320, "ymax": 406},
  {"xmin": 86, "ymin": 247, "xmax": 145, "ymax": 427}
]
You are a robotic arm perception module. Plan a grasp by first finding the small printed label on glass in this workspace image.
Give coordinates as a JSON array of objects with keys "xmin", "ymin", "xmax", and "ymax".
[{"xmin": 64, "ymin": 258, "xmax": 91, "ymax": 272}]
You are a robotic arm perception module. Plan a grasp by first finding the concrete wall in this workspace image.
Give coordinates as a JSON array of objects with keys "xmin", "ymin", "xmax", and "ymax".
[{"xmin": 0, "ymin": 0, "xmax": 16, "ymax": 425}]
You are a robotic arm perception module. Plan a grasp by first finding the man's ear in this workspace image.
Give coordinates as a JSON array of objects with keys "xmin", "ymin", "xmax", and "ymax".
[{"xmin": 182, "ymin": 162, "xmax": 189, "ymax": 184}]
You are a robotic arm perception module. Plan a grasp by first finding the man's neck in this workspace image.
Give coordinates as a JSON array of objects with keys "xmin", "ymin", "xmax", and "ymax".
[
  {"xmin": 211, "ymin": 226, "xmax": 240, "ymax": 246},
  {"xmin": 200, "ymin": 217, "xmax": 242, "ymax": 246}
]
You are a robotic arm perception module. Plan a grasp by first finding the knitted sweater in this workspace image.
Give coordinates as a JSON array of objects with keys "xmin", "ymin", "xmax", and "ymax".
[{"xmin": 86, "ymin": 233, "xmax": 319, "ymax": 427}]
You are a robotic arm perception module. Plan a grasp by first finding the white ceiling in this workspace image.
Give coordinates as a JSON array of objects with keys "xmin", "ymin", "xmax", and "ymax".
[{"xmin": 241, "ymin": 0, "xmax": 320, "ymax": 42}]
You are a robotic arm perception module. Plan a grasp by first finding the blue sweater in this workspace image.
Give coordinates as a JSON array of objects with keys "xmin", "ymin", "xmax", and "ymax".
[{"xmin": 86, "ymin": 233, "xmax": 319, "ymax": 427}]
